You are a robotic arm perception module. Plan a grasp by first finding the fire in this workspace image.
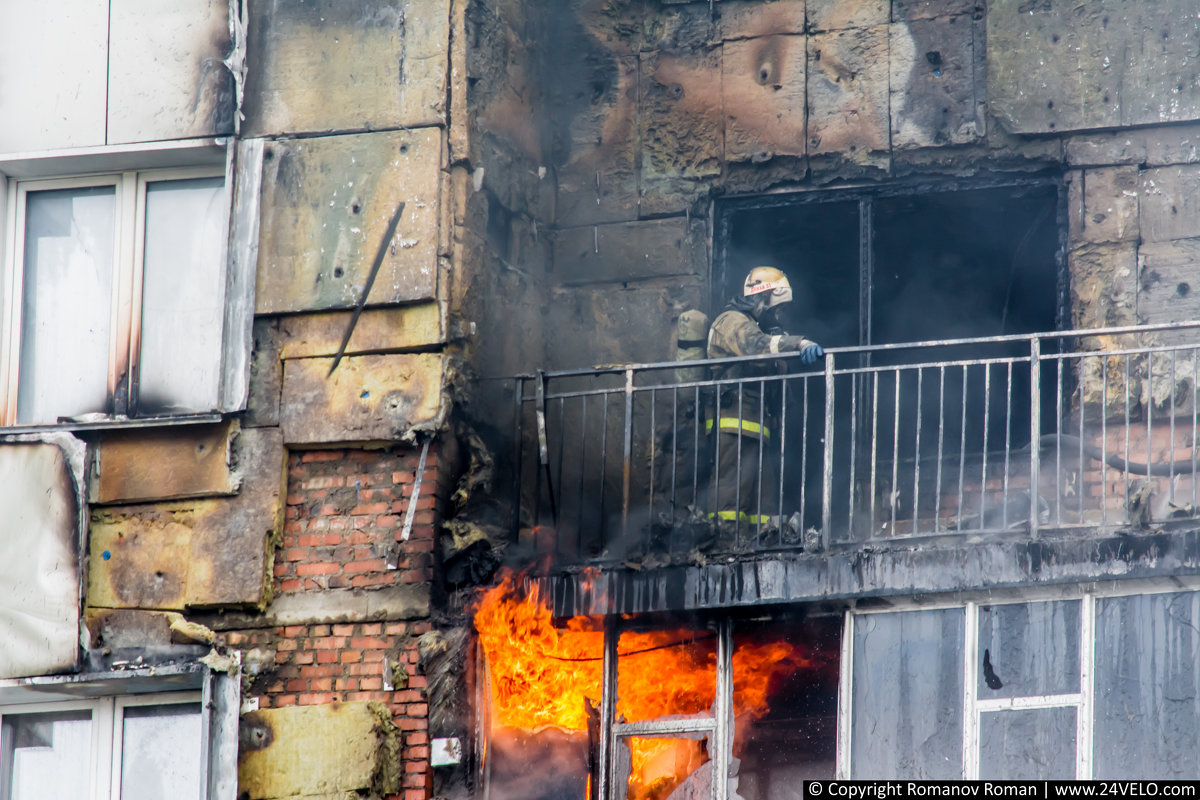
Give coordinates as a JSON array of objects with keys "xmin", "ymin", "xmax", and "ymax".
[{"xmin": 474, "ymin": 568, "xmax": 823, "ymax": 800}]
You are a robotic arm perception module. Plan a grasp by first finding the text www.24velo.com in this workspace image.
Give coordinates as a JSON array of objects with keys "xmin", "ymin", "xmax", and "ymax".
[{"xmin": 804, "ymin": 782, "xmax": 1197, "ymax": 799}]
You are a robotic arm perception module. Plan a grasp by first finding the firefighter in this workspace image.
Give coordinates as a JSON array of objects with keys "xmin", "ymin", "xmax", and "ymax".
[{"xmin": 706, "ymin": 266, "xmax": 823, "ymax": 531}]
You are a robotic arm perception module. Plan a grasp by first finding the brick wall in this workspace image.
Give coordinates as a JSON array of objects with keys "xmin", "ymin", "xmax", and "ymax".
[{"xmin": 232, "ymin": 444, "xmax": 450, "ymax": 800}]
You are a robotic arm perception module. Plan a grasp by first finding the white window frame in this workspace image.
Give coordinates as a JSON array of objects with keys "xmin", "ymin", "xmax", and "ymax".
[
  {"xmin": 0, "ymin": 691, "xmax": 202, "ymax": 800},
  {"xmin": 839, "ymin": 580, "xmax": 1200, "ymax": 780},
  {"xmin": 1, "ymin": 167, "xmax": 228, "ymax": 426}
]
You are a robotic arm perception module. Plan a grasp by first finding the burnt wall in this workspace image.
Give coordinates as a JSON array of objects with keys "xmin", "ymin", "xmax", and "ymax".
[{"xmin": 461, "ymin": 0, "xmax": 1200, "ymax": 373}]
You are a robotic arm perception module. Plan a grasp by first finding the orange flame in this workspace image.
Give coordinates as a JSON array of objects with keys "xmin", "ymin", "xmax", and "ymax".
[{"xmin": 474, "ymin": 568, "xmax": 821, "ymax": 800}]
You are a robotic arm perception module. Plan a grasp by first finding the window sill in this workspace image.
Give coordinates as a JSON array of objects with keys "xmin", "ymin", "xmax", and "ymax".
[{"xmin": 0, "ymin": 412, "xmax": 224, "ymax": 437}]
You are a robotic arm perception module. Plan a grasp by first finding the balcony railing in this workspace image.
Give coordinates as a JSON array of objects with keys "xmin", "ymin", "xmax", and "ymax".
[{"xmin": 510, "ymin": 322, "xmax": 1200, "ymax": 563}]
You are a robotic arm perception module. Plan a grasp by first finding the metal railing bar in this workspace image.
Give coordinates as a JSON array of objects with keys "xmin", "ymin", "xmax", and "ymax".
[
  {"xmin": 1029, "ymin": 337, "xmax": 1041, "ymax": 537},
  {"xmin": 1170, "ymin": 350, "xmax": 1178, "ymax": 501},
  {"xmin": 1100, "ymin": 356, "xmax": 1108, "ymax": 527},
  {"xmin": 912, "ymin": 369, "xmax": 923, "ymax": 535},
  {"xmin": 890, "ymin": 370, "xmax": 901, "ymax": 535},
  {"xmin": 1124, "ymin": 355, "xmax": 1131, "ymax": 517},
  {"xmin": 981, "ymin": 363, "xmax": 992, "ymax": 529},
  {"xmin": 849, "ymin": 372, "xmax": 859, "ymax": 537},
  {"xmin": 511, "ymin": 320, "xmax": 1200, "ymax": 381},
  {"xmin": 935, "ymin": 367, "xmax": 945, "ymax": 530},
  {"xmin": 957, "ymin": 363, "xmax": 968, "ymax": 533},
  {"xmin": 1004, "ymin": 361, "xmax": 1013, "ymax": 529},
  {"xmin": 870, "ymin": 371, "xmax": 880, "ymax": 537}
]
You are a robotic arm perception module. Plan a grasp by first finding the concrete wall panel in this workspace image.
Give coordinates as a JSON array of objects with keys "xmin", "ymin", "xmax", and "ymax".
[
  {"xmin": 807, "ymin": 0, "xmax": 888, "ymax": 32},
  {"xmin": 718, "ymin": 1, "xmax": 805, "ymax": 40},
  {"xmin": 238, "ymin": 703, "xmax": 398, "ymax": 799},
  {"xmin": 552, "ymin": 217, "xmax": 702, "ymax": 287},
  {"xmin": 0, "ymin": 1, "xmax": 107, "ymax": 154},
  {"xmin": 640, "ymin": 48, "xmax": 724, "ymax": 214},
  {"xmin": 255, "ymin": 130, "xmax": 441, "ymax": 314},
  {"xmin": 107, "ymin": 0, "xmax": 234, "ymax": 144},
  {"xmin": 1140, "ymin": 166, "xmax": 1200, "ymax": 244},
  {"xmin": 0, "ymin": 440, "xmax": 83, "ymax": 679},
  {"xmin": 890, "ymin": 16, "xmax": 983, "ymax": 149},
  {"xmin": 989, "ymin": 0, "xmax": 1200, "ymax": 134},
  {"xmin": 278, "ymin": 303, "xmax": 443, "ymax": 360},
  {"xmin": 242, "ymin": 0, "xmax": 449, "ymax": 137},
  {"xmin": 279, "ymin": 353, "xmax": 445, "ymax": 445},
  {"xmin": 88, "ymin": 426, "xmax": 284, "ymax": 610},
  {"xmin": 723, "ymin": 35, "xmax": 806, "ymax": 163},
  {"xmin": 1067, "ymin": 167, "xmax": 1140, "ymax": 247},
  {"xmin": 1138, "ymin": 239, "xmax": 1200, "ymax": 327},
  {"xmin": 91, "ymin": 420, "xmax": 239, "ymax": 504},
  {"xmin": 553, "ymin": 56, "xmax": 640, "ymax": 227},
  {"xmin": 807, "ymin": 26, "xmax": 891, "ymax": 170}
]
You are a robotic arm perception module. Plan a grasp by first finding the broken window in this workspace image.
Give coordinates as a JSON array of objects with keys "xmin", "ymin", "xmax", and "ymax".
[
  {"xmin": 0, "ymin": 694, "xmax": 202, "ymax": 800},
  {"xmin": 3, "ymin": 168, "xmax": 229, "ymax": 425}
]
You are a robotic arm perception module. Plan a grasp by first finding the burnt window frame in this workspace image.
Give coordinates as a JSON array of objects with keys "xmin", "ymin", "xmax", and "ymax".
[
  {"xmin": 1, "ymin": 166, "xmax": 229, "ymax": 425},
  {"xmin": 713, "ymin": 173, "xmax": 1071, "ymax": 349}
]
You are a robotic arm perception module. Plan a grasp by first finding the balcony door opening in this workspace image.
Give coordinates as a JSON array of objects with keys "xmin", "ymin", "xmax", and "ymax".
[{"xmin": 716, "ymin": 180, "xmax": 1064, "ymax": 539}]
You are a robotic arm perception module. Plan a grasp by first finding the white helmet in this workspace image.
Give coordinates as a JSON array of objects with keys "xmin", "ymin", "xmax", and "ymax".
[{"xmin": 743, "ymin": 266, "xmax": 793, "ymax": 309}]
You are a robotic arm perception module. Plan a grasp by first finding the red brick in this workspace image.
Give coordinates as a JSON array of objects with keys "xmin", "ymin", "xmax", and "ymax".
[
  {"xmin": 273, "ymin": 695, "xmax": 297, "ymax": 707},
  {"xmin": 332, "ymin": 624, "xmax": 355, "ymax": 636},
  {"xmin": 298, "ymin": 692, "xmax": 337, "ymax": 705},
  {"xmin": 283, "ymin": 625, "xmax": 305, "ymax": 636},
  {"xmin": 407, "ymin": 703, "xmax": 428, "ymax": 717},
  {"xmin": 286, "ymin": 679, "xmax": 307, "ymax": 692},
  {"xmin": 341, "ymin": 650, "xmax": 363, "ymax": 663},
  {"xmin": 407, "ymin": 732, "xmax": 428, "ymax": 746},
  {"xmin": 395, "ymin": 690, "xmax": 423, "ymax": 703},
  {"xmin": 316, "ymin": 650, "xmax": 339, "ymax": 664},
  {"xmin": 407, "ymin": 676, "xmax": 428, "ymax": 689},
  {"xmin": 310, "ymin": 678, "xmax": 332, "ymax": 691},
  {"xmin": 351, "ymin": 502, "xmax": 389, "ymax": 516},
  {"xmin": 351, "ymin": 637, "xmax": 389, "ymax": 650},
  {"xmin": 396, "ymin": 717, "xmax": 426, "ymax": 730},
  {"xmin": 408, "ymin": 746, "xmax": 430, "ymax": 759},
  {"xmin": 404, "ymin": 761, "xmax": 426, "ymax": 774},
  {"xmin": 301, "ymin": 451, "xmax": 345, "ymax": 462},
  {"xmin": 314, "ymin": 636, "xmax": 346, "ymax": 649},
  {"xmin": 362, "ymin": 623, "xmax": 383, "ymax": 635},
  {"xmin": 403, "ymin": 772, "xmax": 427, "ymax": 788},
  {"xmin": 297, "ymin": 562, "xmax": 339, "ymax": 577},
  {"xmin": 404, "ymin": 789, "xmax": 426, "ymax": 800},
  {"xmin": 385, "ymin": 623, "xmax": 408, "ymax": 635},
  {"xmin": 359, "ymin": 677, "xmax": 383, "ymax": 691},
  {"xmin": 293, "ymin": 651, "xmax": 314, "ymax": 665}
]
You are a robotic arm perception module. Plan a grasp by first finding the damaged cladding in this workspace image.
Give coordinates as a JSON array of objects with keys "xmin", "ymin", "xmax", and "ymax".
[{"xmin": 4, "ymin": 0, "xmax": 1200, "ymax": 799}]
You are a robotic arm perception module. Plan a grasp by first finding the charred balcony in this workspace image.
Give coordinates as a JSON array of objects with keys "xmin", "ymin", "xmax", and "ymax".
[{"xmin": 512, "ymin": 321, "xmax": 1200, "ymax": 571}]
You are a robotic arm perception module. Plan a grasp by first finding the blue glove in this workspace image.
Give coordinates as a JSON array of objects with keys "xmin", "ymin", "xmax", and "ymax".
[{"xmin": 800, "ymin": 343, "xmax": 824, "ymax": 365}]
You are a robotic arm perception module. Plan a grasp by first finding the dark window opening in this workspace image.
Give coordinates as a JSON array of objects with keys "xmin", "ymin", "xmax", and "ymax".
[{"xmin": 717, "ymin": 180, "xmax": 1064, "ymax": 537}]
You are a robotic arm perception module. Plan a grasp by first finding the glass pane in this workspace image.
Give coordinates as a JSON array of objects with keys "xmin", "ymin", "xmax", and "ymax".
[
  {"xmin": 617, "ymin": 628, "xmax": 716, "ymax": 723},
  {"xmin": 977, "ymin": 600, "xmax": 1080, "ymax": 698},
  {"xmin": 979, "ymin": 707, "xmax": 1076, "ymax": 779},
  {"xmin": 615, "ymin": 735, "xmax": 710, "ymax": 800},
  {"xmin": 733, "ymin": 617, "xmax": 841, "ymax": 796},
  {"xmin": 1094, "ymin": 591, "xmax": 1200, "ymax": 778},
  {"xmin": 119, "ymin": 703, "xmax": 202, "ymax": 800},
  {"xmin": 18, "ymin": 186, "xmax": 115, "ymax": 424},
  {"xmin": 0, "ymin": 709, "xmax": 91, "ymax": 800},
  {"xmin": 851, "ymin": 608, "xmax": 964, "ymax": 779},
  {"xmin": 138, "ymin": 177, "xmax": 225, "ymax": 414}
]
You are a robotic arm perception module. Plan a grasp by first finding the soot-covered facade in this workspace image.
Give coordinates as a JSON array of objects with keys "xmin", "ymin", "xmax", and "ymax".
[{"xmin": 5, "ymin": 2, "xmax": 1200, "ymax": 799}]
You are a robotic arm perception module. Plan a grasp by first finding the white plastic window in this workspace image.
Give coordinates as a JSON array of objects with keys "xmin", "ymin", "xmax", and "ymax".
[
  {"xmin": 0, "ymin": 694, "xmax": 202, "ymax": 800},
  {"xmin": 3, "ymin": 169, "xmax": 228, "ymax": 425}
]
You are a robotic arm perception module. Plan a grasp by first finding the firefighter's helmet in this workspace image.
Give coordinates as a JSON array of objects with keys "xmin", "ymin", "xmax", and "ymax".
[{"xmin": 743, "ymin": 266, "xmax": 793, "ymax": 309}]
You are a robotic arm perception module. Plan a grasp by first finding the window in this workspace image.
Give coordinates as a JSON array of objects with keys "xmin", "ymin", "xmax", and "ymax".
[
  {"xmin": 0, "ymin": 694, "xmax": 202, "ymax": 800},
  {"xmin": 2, "ymin": 168, "xmax": 229, "ymax": 425},
  {"xmin": 844, "ymin": 587, "xmax": 1200, "ymax": 779}
]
